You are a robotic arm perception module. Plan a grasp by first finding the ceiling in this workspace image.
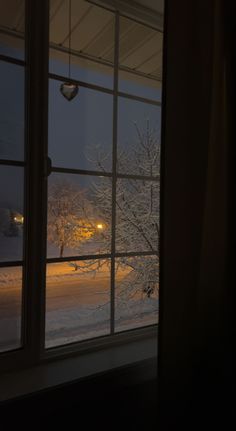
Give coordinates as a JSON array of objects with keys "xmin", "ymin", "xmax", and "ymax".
[
  {"xmin": 0, "ymin": 0, "xmax": 163, "ymax": 84},
  {"xmin": 135, "ymin": 0, "xmax": 164, "ymax": 14}
]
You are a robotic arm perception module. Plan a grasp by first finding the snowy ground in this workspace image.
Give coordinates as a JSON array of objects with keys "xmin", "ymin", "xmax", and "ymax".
[
  {"xmin": 0, "ymin": 235, "xmax": 158, "ymax": 351},
  {"xmin": 45, "ymin": 263, "xmax": 158, "ymax": 348}
]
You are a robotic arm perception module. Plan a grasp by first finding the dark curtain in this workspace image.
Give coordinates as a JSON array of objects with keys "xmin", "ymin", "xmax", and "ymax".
[{"xmin": 158, "ymin": 0, "xmax": 236, "ymax": 428}]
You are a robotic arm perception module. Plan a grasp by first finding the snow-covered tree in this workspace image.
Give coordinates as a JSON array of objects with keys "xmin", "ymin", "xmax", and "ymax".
[
  {"xmin": 91, "ymin": 120, "xmax": 160, "ymax": 298},
  {"xmin": 48, "ymin": 120, "xmax": 160, "ymax": 300},
  {"xmin": 47, "ymin": 179, "xmax": 95, "ymax": 257}
]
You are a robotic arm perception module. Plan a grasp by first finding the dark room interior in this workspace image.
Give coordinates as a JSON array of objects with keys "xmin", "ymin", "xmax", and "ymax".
[{"xmin": 0, "ymin": 0, "xmax": 235, "ymax": 428}]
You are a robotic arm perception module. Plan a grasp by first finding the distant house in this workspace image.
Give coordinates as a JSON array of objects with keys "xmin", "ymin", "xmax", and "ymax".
[
  {"xmin": 12, "ymin": 211, "xmax": 24, "ymax": 225},
  {"xmin": 0, "ymin": 207, "xmax": 23, "ymax": 236}
]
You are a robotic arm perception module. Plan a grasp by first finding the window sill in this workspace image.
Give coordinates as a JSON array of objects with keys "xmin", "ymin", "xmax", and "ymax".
[{"xmin": 0, "ymin": 332, "xmax": 157, "ymax": 403}]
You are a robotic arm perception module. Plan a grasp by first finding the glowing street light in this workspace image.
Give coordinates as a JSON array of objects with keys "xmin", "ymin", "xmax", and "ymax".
[
  {"xmin": 96, "ymin": 224, "xmax": 103, "ymax": 230},
  {"xmin": 14, "ymin": 214, "xmax": 24, "ymax": 224}
]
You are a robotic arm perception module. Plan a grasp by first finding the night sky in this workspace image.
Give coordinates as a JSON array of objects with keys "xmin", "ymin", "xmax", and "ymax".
[{"xmin": 0, "ymin": 41, "xmax": 162, "ymax": 212}]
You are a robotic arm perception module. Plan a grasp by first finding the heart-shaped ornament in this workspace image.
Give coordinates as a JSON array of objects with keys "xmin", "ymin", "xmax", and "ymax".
[{"xmin": 60, "ymin": 82, "xmax": 79, "ymax": 101}]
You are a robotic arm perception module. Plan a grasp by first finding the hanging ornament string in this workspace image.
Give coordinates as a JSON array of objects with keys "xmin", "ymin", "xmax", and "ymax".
[
  {"xmin": 60, "ymin": 0, "xmax": 79, "ymax": 101},
  {"xmin": 68, "ymin": 0, "xmax": 71, "ymax": 79}
]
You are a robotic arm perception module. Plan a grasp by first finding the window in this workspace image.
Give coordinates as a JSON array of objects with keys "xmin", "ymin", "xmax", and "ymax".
[{"xmin": 0, "ymin": 0, "xmax": 163, "ymax": 368}]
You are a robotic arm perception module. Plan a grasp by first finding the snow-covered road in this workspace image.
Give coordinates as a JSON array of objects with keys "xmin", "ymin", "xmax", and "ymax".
[{"xmin": 0, "ymin": 262, "xmax": 158, "ymax": 351}]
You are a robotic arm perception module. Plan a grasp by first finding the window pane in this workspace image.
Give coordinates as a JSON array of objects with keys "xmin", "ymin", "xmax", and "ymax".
[
  {"xmin": 0, "ymin": 61, "xmax": 25, "ymax": 161},
  {"xmin": 117, "ymin": 97, "xmax": 161, "ymax": 176},
  {"xmin": 0, "ymin": 166, "xmax": 24, "ymax": 262},
  {"xmin": 119, "ymin": 16, "xmax": 162, "ymax": 100},
  {"xmin": 47, "ymin": 173, "xmax": 112, "ymax": 258},
  {"xmin": 45, "ymin": 259, "xmax": 110, "ymax": 348},
  {"xmin": 0, "ymin": 266, "xmax": 22, "ymax": 352},
  {"xmin": 115, "ymin": 255, "xmax": 158, "ymax": 332},
  {"xmin": 49, "ymin": 0, "xmax": 114, "ymax": 89},
  {"xmin": 0, "ymin": 0, "xmax": 25, "ymax": 60},
  {"xmin": 48, "ymin": 79, "xmax": 113, "ymax": 171},
  {"xmin": 115, "ymin": 178, "xmax": 159, "ymax": 253}
]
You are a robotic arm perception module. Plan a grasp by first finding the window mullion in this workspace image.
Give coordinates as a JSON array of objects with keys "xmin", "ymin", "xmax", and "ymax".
[
  {"xmin": 110, "ymin": 12, "xmax": 120, "ymax": 335},
  {"xmin": 23, "ymin": 0, "xmax": 49, "ymax": 363}
]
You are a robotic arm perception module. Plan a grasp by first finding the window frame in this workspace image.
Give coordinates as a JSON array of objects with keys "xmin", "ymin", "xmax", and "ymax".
[{"xmin": 0, "ymin": 0, "xmax": 162, "ymax": 372}]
